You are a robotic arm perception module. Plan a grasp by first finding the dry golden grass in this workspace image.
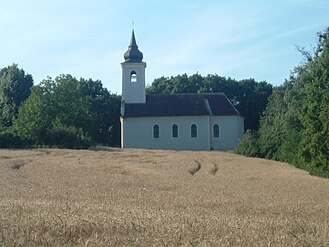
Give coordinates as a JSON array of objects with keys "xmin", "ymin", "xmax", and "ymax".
[{"xmin": 0, "ymin": 148, "xmax": 329, "ymax": 246}]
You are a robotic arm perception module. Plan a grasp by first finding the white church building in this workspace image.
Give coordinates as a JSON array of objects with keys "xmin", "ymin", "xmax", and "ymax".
[{"xmin": 120, "ymin": 31, "xmax": 244, "ymax": 150}]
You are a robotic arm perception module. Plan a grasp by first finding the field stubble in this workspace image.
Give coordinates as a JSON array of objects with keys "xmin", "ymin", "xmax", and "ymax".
[{"xmin": 0, "ymin": 148, "xmax": 329, "ymax": 246}]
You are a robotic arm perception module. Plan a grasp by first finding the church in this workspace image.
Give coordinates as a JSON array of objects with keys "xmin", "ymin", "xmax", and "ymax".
[{"xmin": 120, "ymin": 31, "xmax": 244, "ymax": 150}]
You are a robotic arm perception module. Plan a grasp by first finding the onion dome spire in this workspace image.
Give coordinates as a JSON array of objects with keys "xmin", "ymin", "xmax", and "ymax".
[{"xmin": 123, "ymin": 30, "xmax": 143, "ymax": 63}]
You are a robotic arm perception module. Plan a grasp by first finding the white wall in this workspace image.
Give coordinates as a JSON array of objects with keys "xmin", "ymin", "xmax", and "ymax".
[
  {"xmin": 121, "ymin": 62, "xmax": 146, "ymax": 104},
  {"xmin": 122, "ymin": 116, "xmax": 210, "ymax": 150},
  {"xmin": 122, "ymin": 115, "xmax": 244, "ymax": 151},
  {"xmin": 209, "ymin": 116, "xmax": 244, "ymax": 150}
]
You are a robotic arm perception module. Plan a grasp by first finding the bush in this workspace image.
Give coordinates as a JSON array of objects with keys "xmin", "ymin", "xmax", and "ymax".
[
  {"xmin": 0, "ymin": 130, "xmax": 26, "ymax": 148},
  {"xmin": 49, "ymin": 124, "xmax": 93, "ymax": 149},
  {"xmin": 234, "ymin": 130, "xmax": 260, "ymax": 157}
]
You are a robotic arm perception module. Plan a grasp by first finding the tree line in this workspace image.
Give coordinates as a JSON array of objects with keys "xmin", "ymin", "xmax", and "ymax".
[
  {"xmin": 235, "ymin": 27, "xmax": 329, "ymax": 177},
  {"xmin": 0, "ymin": 67, "xmax": 121, "ymax": 148}
]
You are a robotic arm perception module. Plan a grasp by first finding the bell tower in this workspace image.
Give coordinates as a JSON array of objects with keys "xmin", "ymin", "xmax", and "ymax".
[{"xmin": 121, "ymin": 30, "xmax": 146, "ymax": 104}]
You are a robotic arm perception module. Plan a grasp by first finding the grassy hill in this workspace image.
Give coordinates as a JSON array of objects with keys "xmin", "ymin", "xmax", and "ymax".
[{"xmin": 0, "ymin": 148, "xmax": 328, "ymax": 246}]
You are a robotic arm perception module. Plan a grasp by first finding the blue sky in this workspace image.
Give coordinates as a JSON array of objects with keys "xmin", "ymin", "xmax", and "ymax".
[{"xmin": 0, "ymin": 0, "xmax": 328, "ymax": 94}]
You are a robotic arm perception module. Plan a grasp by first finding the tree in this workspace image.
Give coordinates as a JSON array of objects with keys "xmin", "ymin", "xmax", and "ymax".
[
  {"xmin": 257, "ymin": 85, "xmax": 289, "ymax": 159},
  {"xmin": 51, "ymin": 75, "xmax": 91, "ymax": 131},
  {"xmin": 236, "ymin": 27, "xmax": 329, "ymax": 177},
  {"xmin": 147, "ymin": 76, "xmax": 173, "ymax": 94},
  {"xmin": 14, "ymin": 74, "xmax": 121, "ymax": 148},
  {"xmin": 299, "ymin": 28, "xmax": 329, "ymax": 174},
  {"xmin": 234, "ymin": 130, "xmax": 260, "ymax": 157},
  {"xmin": 14, "ymin": 85, "xmax": 53, "ymax": 144},
  {"xmin": 80, "ymin": 78, "xmax": 121, "ymax": 146},
  {"xmin": 234, "ymin": 79, "xmax": 273, "ymax": 130},
  {"xmin": 0, "ymin": 64, "xmax": 33, "ymax": 128},
  {"xmin": 15, "ymin": 75, "xmax": 92, "ymax": 148}
]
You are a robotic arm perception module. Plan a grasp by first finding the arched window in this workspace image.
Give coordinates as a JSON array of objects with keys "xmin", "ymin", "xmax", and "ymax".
[
  {"xmin": 191, "ymin": 124, "xmax": 197, "ymax": 138},
  {"xmin": 213, "ymin": 124, "xmax": 220, "ymax": 138},
  {"xmin": 130, "ymin": 71, "xmax": 137, "ymax": 83},
  {"xmin": 172, "ymin": 124, "xmax": 178, "ymax": 138},
  {"xmin": 153, "ymin": 124, "xmax": 159, "ymax": 138}
]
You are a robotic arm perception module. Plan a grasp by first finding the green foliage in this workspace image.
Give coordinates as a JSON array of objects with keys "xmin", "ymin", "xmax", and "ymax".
[
  {"xmin": 79, "ymin": 78, "xmax": 121, "ymax": 146},
  {"xmin": 147, "ymin": 73, "xmax": 273, "ymax": 130},
  {"xmin": 0, "ymin": 64, "xmax": 33, "ymax": 127},
  {"xmin": 49, "ymin": 122, "xmax": 92, "ymax": 149},
  {"xmin": 240, "ymin": 27, "xmax": 329, "ymax": 177},
  {"xmin": 0, "ymin": 129, "xmax": 25, "ymax": 148},
  {"xmin": 257, "ymin": 86, "xmax": 288, "ymax": 160},
  {"xmin": 14, "ymin": 85, "xmax": 53, "ymax": 144},
  {"xmin": 234, "ymin": 79, "xmax": 273, "ymax": 131},
  {"xmin": 278, "ymin": 129, "xmax": 302, "ymax": 164},
  {"xmin": 14, "ymin": 75, "xmax": 92, "ymax": 147},
  {"xmin": 14, "ymin": 74, "xmax": 120, "ymax": 148},
  {"xmin": 234, "ymin": 130, "xmax": 260, "ymax": 157},
  {"xmin": 298, "ymin": 28, "xmax": 329, "ymax": 173}
]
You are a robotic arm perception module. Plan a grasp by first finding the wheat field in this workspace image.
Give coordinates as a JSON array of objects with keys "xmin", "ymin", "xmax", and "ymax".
[{"xmin": 0, "ymin": 148, "xmax": 328, "ymax": 246}]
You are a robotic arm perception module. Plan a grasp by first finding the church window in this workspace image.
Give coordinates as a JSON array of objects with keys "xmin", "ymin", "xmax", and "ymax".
[
  {"xmin": 191, "ymin": 124, "xmax": 197, "ymax": 138},
  {"xmin": 213, "ymin": 124, "xmax": 220, "ymax": 138},
  {"xmin": 153, "ymin": 124, "xmax": 159, "ymax": 138},
  {"xmin": 172, "ymin": 124, "xmax": 178, "ymax": 138},
  {"xmin": 130, "ymin": 71, "xmax": 137, "ymax": 83}
]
